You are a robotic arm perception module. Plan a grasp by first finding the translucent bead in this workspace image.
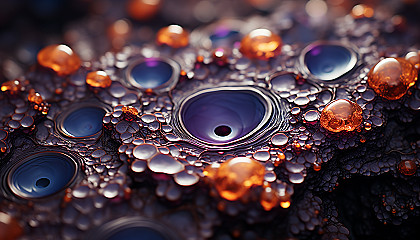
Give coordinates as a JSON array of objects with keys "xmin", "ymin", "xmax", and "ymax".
[
  {"xmin": 1, "ymin": 80, "xmax": 21, "ymax": 93},
  {"xmin": 37, "ymin": 44, "xmax": 81, "ymax": 76},
  {"xmin": 398, "ymin": 160, "xmax": 417, "ymax": 176},
  {"xmin": 240, "ymin": 29, "xmax": 282, "ymax": 60},
  {"xmin": 127, "ymin": 0, "xmax": 161, "ymax": 21},
  {"xmin": 205, "ymin": 157, "xmax": 265, "ymax": 201},
  {"xmin": 86, "ymin": 71, "xmax": 112, "ymax": 88},
  {"xmin": 28, "ymin": 89, "xmax": 43, "ymax": 104},
  {"xmin": 367, "ymin": 58, "xmax": 418, "ymax": 100},
  {"xmin": 320, "ymin": 99, "xmax": 363, "ymax": 133},
  {"xmin": 156, "ymin": 25, "xmax": 189, "ymax": 48}
]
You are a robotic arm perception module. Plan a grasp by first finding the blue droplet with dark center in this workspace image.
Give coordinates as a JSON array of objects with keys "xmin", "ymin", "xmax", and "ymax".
[
  {"xmin": 62, "ymin": 107, "xmax": 106, "ymax": 138},
  {"xmin": 210, "ymin": 28, "xmax": 240, "ymax": 47},
  {"xmin": 304, "ymin": 44, "xmax": 356, "ymax": 81},
  {"xmin": 129, "ymin": 59, "xmax": 173, "ymax": 89},
  {"xmin": 9, "ymin": 152, "xmax": 76, "ymax": 198},
  {"xmin": 181, "ymin": 90, "xmax": 266, "ymax": 144},
  {"xmin": 107, "ymin": 227, "xmax": 168, "ymax": 240}
]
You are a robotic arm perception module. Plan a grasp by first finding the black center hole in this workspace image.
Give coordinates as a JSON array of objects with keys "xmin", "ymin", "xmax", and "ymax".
[
  {"xmin": 36, "ymin": 178, "xmax": 50, "ymax": 188},
  {"xmin": 214, "ymin": 125, "xmax": 232, "ymax": 137}
]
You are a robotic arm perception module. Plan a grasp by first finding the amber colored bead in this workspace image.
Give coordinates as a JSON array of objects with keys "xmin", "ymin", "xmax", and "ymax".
[
  {"xmin": 0, "ymin": 212, "xmax": 23, "ymax": 240},
  {"xmin": 156, "ymin": 25, "xmax": 189, "ymax": 48},
  {"xmin": 206, "ymin": 157, "xmax": 265, "ymax": 201},
  {"xmin": 367, "ymin": 58, "xmax": 418, "ymax": 100},
  {"xmin": 212, "ymin": 48, "xmax": 229, "ymax": 66},
  {"xmin": 320, "ymin": 99, "xmax": 363, "ymax": 133},
  {"xmin": 351, "ymin": 4, "xmax": 374, "ymax": 19},
  {"xmin": 37, "ymin": 44, "xmax": 81, "ymax": 76},
  {"xmin": 260, "ymin": 186, "xmax": 279, "ymax": 211},
  {"xmin": 398, "ymin": 160, "xmax": 417, "ymax": 176},
  {"xmin": 86, "ymin": 71, "xmax": 112, "ymax": 88},
  {"xmin": 28, "ymin": 89, "xmax": 43, "ymax": 104},
  {"xmin": 122, "ymin": 106, "xmax": 139, "ymax": 115},
  {"xmin": 1, "ymin": 80, "xmax": 21, "ymax": 93},
  {"xmin": 240, "ymin": 29, "xmax": 282, "ymax": 60},
  {"xmin": 127, "ymin": 0, "xmax": 161, "ymax": 21}
]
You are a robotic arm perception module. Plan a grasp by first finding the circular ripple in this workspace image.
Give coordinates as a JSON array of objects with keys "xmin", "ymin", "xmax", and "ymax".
[
  {"xmin": 300, "ymin": 42, "xmax": 357, "ymax": 81},
  {"xmin": 126, "ymin": 57, "xmax": 180, "ymax": 92},
  {"xmin": 173, "ymin": 86, "xmax": 288, "ymax": 149},
  {"xmin": 7, "ymin": 151, "xmax": 77, "ymax": 199},
  {"xmin": 86, "ymin": 217, "xmax": 180, "ymax": 240},
  {"xmin": 57, "ymin": 104, "xmax": 107, "ymax": 139}
]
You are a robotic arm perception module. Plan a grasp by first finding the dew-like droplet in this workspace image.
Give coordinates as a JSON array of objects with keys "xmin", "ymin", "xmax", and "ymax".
[
  {"xmin": 148, "ymin": 154, "xmax": 184, "ymax": 174},
  {"xmin": 271, "ymin": 133, "xmax": 288, "ymax": 146},
  {"xmin": 133, "ymin": 144, "xmax": 158, "ymax": 160},
  {"xmin": 240, "ymin": 29, "xmax": 282, "ymax": 60},
  {"xmin": 37, "ymin": 44, "xmax": 81, "ymax": 76},
  {"xmin": 320, "ymin": 99, "xmax": 363, "ymax": 132}
]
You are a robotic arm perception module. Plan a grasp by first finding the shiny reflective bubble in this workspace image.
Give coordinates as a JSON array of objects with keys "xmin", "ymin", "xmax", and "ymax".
[
  {"xmin": 8, "ymin": 152, "xmax": 77, "ymax": 198},
  {"xmin": 301, "ymin": 42, "xmax": 357, "ymax": 81},
  {"xmin": 180, "ymin": 88, "xmax": 270, "ymax": 144},
  {"xmin": 61, "ymin": 106, "xmax": 106, "ymax": 138},
  {"xmin": 126, "ymin": 58, "xmax": 179, "ymax": 91}
]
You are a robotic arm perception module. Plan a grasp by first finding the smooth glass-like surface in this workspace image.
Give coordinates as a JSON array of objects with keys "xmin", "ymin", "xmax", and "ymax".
[
  {"xmin": 181, "ymin": 90, "xmax": 266, "ymax": 144},
  {"xmin": 129, "ymin": 59, "xmax": 173, "ymax": 89},
  {"xmin": 9, "ymin": 152, "xmax": 76, "ymax": 198},
  {"xmin": 304, "ymin": 44, "xmax": 355, "ymax": 80},
  {"xmin": 107, "ymin": 227, "xmax": 168, "ymax": 240},
  {"xmin": 62, "ymin": 107, "xmax": 106, "ymax": 138},
  {"xmin": 209, "ymin": 28, "xmax": 240, "ymax": 47}
]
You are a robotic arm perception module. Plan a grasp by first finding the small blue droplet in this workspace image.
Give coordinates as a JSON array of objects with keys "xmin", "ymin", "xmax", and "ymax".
[{"xmin": 129, "ymin": 59, "xmax": 173, "ymax": 89}]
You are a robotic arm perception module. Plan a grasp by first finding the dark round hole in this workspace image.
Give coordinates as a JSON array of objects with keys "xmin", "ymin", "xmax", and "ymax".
[
  {"xmin": 62, "ymin": 106, "xmax": 106, "ymax": 138},
  {"xmin": 303, "ymin": 43, "xmax": 356, "ymax": 81},
  {"xmin": 180, "ymin": 89, "xmax": 267, "ymax": 144},
  {"xmin": 35, "ymin": 178, "xmax": 50, "ymax": 188},
  {"xmin": 9, "ymin": 152, "xmax": 77, "ymax": 198},
  {"xmin": 214, "ymin": 125, "xmax": 232, "ymax": 137}
]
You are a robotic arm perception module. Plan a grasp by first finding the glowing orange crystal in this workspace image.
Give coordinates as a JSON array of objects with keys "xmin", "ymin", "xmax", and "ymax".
[
  {"xmin": 37, "ymin": 44, "xmax": 81, "ymax": 76},
  {"xmin": 206, "ymin": 157, "xmax": 265, "ymax": 201},
  {"xmin": 367, "ymin": 58, "xmax": 418, "ymax": 100},
  {"xmin": 28, "ymin": 89, "xmax": 43, "ymax": 104},
  {"xmin": 240, "ymin": 29, "xmax": 282, "ymax": 60},
  {"xmin": 1, "ymin": 80, "xmax": 21, "ymax": 93},
  {"xmin": 156, "ymin": 25, "xmax": 189, "ymax": 48},
  {"xmin": 86, "ymin": 71, "xmax": 112, "ymax": 88},
  {"xmin": 0, "ymin": 212, "xmax": 23, "ymax": 240},
  {"xmin": 260, "ymin": 186, "xmax": 279, "ymax": 211},
  {"xmin": 351, "ymin": 4, "xmax": 374, "ymax": 19},
  {"xmin": 127, "ymin": 0, "xmax": 161, "ymax": 21},
  {"xmin": 398, "ymin": 160, "xmax": 417, "ymax": 176},
  {"xmin": 320, "ymin": 99, "xmax": 363, "ymax": 133}
]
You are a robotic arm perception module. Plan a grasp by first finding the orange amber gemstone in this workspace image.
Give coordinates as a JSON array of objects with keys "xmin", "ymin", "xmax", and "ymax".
[
  {"xmin": 86, "ymin": 71, "xmax": 112, "ymax": 88},
  {"xmin": 122, "ymin": 106, "xmax": 139, "ymax": 115},
  {"xmin": 206, "ymin": 157, "xmax": 265, "ymax": 201},
  {"xmin": 28, "ymin": 89, "xmax": 43, "ymax": 104},
  {"xmin": 240, "ymin": 29, "xmax": 282, "ymax": 60},
  {"xmin": 156, "ymin": 25, "xmax": 189, "ymax": 48},
  {"xmin": 367, "ymin": 58, "xmax": 418, "ymax": 100},
  {"xmin": 127, "ymin": 0, "xmax": 161, "ymax": 21},
  {"xmin": 37, "ymin": 44, "xmax": 81, "ymax": 76},
  {"xmin": 1, "ymin": 80, "xmax": 21, "ymax": 93},
  {"xmin": 320, "ymin": 99, "xmax": 363, "ymax": 133},
  {"xmin": 260, "ymin": 186, "xmax": 280, "ymax": 211},
  {"xmin": 351, "ymin": 4, "xmax": 374, "ymax": 19},
  {"xmin": 398, "ymin": 160, "xmax": 417, "ymax": 176},
  {"xmin": 0, "ymin": 212, "xmax": 23, "ymax": 240}
]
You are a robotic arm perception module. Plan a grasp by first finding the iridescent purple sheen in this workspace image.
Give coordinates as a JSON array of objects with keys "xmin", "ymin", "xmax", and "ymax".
[
  {"xmin": 130, "ymin": 58, "xmax": 173, "ymax": 89},
  {"xmin": 181, "ymin": 90, "xmax": 266, "ymax": 144},
  {"xmin": 209, "ymin": 28, "xmax": 240, "ymax": 47},
  {"xmin": 304, "ymin": 44, "xmax": 355, "ymax": 80}
]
